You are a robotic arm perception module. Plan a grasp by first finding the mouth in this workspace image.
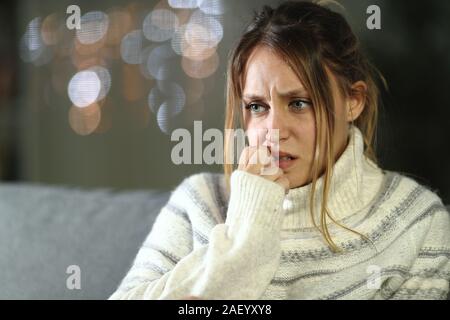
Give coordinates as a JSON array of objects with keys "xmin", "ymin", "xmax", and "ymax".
[
  {"xmin": 268, "ymin": 147, "xmax": 298, "ymax": 160},
  {"xmin": 272, "ymin": 154, "xmax": 297, "ymax": 161},
  {"xmin": 268, "ymin": 148, "xmax": 299, "ymax": 169}
]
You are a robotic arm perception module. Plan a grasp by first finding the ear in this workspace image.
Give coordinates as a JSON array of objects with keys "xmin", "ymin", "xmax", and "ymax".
[{"xmin": 346, "ymin": 81, "xmax": 367, "ymax": 122}]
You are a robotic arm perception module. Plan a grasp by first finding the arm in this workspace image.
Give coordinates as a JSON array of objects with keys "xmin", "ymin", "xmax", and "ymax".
[
  {"xmin": 109, "ymin": 170, "xmax": 285, "ymax": 300},
  {"xmin": 385, "ymin": 205, "xmax": 450, "ymax": 300}
]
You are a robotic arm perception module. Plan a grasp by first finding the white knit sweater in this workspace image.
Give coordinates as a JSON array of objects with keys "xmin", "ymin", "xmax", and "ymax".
[{"xmin": 109, "ymin": 126, "xmax": 450, "ymax": 300}]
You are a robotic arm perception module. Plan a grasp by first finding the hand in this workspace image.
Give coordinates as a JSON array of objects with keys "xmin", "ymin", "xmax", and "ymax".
[{"xmin": 237, "ymin": 146, "xmax": 290, "ymax": 193}]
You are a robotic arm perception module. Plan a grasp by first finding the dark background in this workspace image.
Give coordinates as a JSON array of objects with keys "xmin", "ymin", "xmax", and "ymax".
[{"xmin": 0, "ymin": 0, "xmax": 449, "ymax": 204}]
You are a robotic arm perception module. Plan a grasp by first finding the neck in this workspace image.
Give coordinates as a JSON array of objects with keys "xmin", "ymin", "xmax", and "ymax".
[{"xmin": 281, "ymin": 125, "xmax": 384, "ymax": 230}]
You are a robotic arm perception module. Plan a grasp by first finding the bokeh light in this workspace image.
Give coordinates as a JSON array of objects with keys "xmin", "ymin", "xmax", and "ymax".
[
  {"xmin": 41, "ymin": 13, "xmax": 63, "ymax": 46},
  {"xmin": 168, "ymin": 0, "xmax": 199, "ymax": 9},
  {"xmin": 148, "ymin": 81, "xmax": 186, "ymax": 134},
  {"xmin": 19, "ymin": 1, "xmax": 227, "ymax": 135},
  {"xmin": 148, "ymin": 80, "xmax": 186, "ymax": 116},
  {"xmin": 68, "ymin": 70, "xmax": 101, "ymax": 108},
  {"xmin": 76, "ymin": 11, "xmax": 109, "ymax": 45},
  {"xmin": 147, "ymin": 43, "xmax": 178, "ymax": 80},
  {"xmin": 139, "ymin": 45, "xmax": 157, "ymax": 79},
  {"xmin": 88, "ymin": 66, "xmax": 111, "ymax": 101},
  {"xmin": 68, "ymin": 103, "xmax": 102, "ymax": 135},
  {"xmin": 20, "ymin": 17, "xmax": 45, "ymax": 63},
  {"xmin": 23, "ymin": 17, "xmax": 42, "ymax": 51},
  {"xmin": 188, "ymin": 9, "xmax": 223, "ymax": 47},
  {"xmin": 120, "ymin": 30, "xmax": 145, "ymax": 64},
  {"xmin": 170, "ymin": 23, "xmax": 188, "ymax": 55},
  {"xmin": 157, "ymin": 81, "xmax": 186, "ymax": 115},
  {"xmin": 181, "ymin": 51, "xmax": 219, "ymax": 79},
  {"xmin": 143, "ymin": 9, "xmax": 179, "ymax": 42},
  {"xmin": 71, "ymin": 51, "xmax": 105, "ymax": 70},
  {"xmin": 148, "ymin": 85, "xmax": 165, "ymax": 114},
  {"xmin": 199, "ymin": 0, "xmax": 225, "ymax": 15}
]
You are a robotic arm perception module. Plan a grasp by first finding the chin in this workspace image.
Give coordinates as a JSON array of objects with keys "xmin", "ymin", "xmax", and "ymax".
[{"xmin": 285, "ymin": 172, "xmax": 309, "ymax": 189}]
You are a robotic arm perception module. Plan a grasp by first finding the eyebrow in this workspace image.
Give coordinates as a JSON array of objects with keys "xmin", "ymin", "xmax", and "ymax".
[{"xmin": 242, "ymin": 89, "xmax": 310, "ymax": 101}]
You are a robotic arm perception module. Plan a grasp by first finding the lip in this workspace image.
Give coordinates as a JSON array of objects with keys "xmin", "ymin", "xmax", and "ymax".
[
  {"xmin": 274, "ymin": 157, "xmax": 298, "ymax": 170},
  {"xmin": 269, "ymin": 149, "xmax": 298, "ymax": 170},
  {"xmin": 277, "ymin": 151, "xmax": 297, "ymax": 158},
  {"xmin": 268, "ymin": 147, "xmax": 298, "ymax": 159}
]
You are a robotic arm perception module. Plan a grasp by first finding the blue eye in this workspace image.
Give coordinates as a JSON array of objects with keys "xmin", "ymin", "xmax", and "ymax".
[
  {"xmin": 245, "ymin": 103, "xmax": 267, "ymax": 114},
  {"xmin": 290, "ymin": 100, "xmax": 311, "ymax": 111}
]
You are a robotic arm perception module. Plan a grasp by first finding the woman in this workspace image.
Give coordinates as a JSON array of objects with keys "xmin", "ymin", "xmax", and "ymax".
[{"xmin": 110, "ymin": 1, "xmax": 450, "ymax": 299}]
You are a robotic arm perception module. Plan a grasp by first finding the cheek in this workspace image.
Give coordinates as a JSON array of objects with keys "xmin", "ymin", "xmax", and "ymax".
[{"xmin": 293, "ymin": 120, "xmax": 316, "ymax": 160}]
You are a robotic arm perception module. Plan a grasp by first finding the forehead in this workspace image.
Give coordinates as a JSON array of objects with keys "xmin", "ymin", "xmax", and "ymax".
[{"xmin": 242, "ymin": 46, "xmax": 304, "ymax": 96}]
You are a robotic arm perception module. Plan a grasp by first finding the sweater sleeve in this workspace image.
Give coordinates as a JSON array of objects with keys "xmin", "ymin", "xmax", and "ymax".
[
  {"xmin": 387, "ymin": 205, "xmax": 450, "ymax": 300},
  {"xmin": 108, "ymin": 170, "xmax": 285, "ymax": 300}
]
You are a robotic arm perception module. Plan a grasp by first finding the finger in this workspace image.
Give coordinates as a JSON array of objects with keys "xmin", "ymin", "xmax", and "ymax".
[
  {"xmin": 238, "ymin": 147, "xmax": 253, "ymax": 169},
  {"xmin": 260, "ymin": 161, "xmax": 281, "ymax": 176},
  {"xmin": 275, "ymin": 175, "xmax": 290, "ymax": 193},
  {"xmin": 254, "ymin": 147, "xmax": 271, "ymax": 166},
  {"xmin": 258, "ymin": 147, "xmax": 272, "ymax": 166},
  {"xmin": 248, "ymin": 146, "xmax": 270, "ymax": 166}
]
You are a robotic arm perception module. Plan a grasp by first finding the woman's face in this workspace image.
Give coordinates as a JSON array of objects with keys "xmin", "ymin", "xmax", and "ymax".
[{"xmin": 242, "ymin": 46, "xmax": 364, "ymax": 188}]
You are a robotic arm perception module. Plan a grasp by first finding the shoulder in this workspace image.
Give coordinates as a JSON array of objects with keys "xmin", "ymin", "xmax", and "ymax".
[
  {"xmin": 179, "ymin": 172, "xmax": 226, "ymax": 191},
  {"xmin": 170, "ymin": 172, "xmax": 229, "ymax": 224},
  {"xmin": 176, "ymin": 172, "xmax": 228, "ymax": 201},
  {"xmin": 380, "ymin": 170, "xmax": 449, "ymax": 226}
]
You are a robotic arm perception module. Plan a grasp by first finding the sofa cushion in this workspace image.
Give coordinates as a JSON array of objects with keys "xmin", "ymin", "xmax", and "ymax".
[
  {"xmin": 0, "ymin": 182, "xmax": 448, "ymax": 300},
  {"xmin": 0, "ymin": 182, "xmax": 170, "ymax": 299}
]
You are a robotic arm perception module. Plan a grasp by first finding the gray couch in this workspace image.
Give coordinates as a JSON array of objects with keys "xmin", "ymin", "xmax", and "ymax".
[
  {"xmin": 0, "ymin": 182, "xmax": 448, "ymax": 299},
  {"xmin": 0, "ymin": 182, "xmax": 170, "ymax": 299}
]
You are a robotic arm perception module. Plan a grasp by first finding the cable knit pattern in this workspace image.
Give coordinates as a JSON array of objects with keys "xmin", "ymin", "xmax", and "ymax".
[{"xmin": 109, "ymin": 126, "xmax": 450, "ymax": 300}]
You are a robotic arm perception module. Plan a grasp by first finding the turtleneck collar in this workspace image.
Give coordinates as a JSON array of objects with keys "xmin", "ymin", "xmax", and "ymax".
[{"xmin": 281, "ymin": 125, "xmax": 385, "ymax": 230}]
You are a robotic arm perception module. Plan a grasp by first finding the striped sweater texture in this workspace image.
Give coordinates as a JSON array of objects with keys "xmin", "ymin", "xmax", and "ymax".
[{"xmin": 109, "ymin": 127, "xmax": 450, "ymax": 300}]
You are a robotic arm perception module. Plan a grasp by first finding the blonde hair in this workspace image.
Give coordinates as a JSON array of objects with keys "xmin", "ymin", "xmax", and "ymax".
[{"xmin": 223, "ymin": 0, "xmax": 387, "ymax": 252}]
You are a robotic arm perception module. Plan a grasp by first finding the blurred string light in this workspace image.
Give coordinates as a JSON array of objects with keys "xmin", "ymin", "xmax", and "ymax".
[
  {"xmin": 168, "ymin": 0, "xmax": 199, "ymax": 9},
  {"xmin": 168, "ymin": 0, "xmax": 224, "ymax": 14},
  {"xmin": 23, "ymin": 17, "xmax": 42, "ymax": 51},
  {"xmin": 67, "ymin": 66, "xmax": 111, "ymax": 107},
  {"xmin": 144, "ymin": 1, "xmax": 224, "ymax": 134},
  {"xmin": 139, "ymin": 45, "xmax": 157, "ymax": 80},
  {"xmin": 41, "ymin": 13, "xmax": 63, "ymax": 46},
  {"xmin": 67, "ymin": 10, "xmax": 113, "ymax": 135},
  {"xmin": 120, "ymin": 30, "xmax": 145, "ymax": 64},
  {"xmin": 198, "ymin": 0, "xmax": 225, "ymax": 15},
  {"xmin": 20, "ymin": 17, "xmax": 53, "ymax": 66},
  {"xmin": 71, "ymin": 51, "xmax": 105, "ymax": 70},
  {"xmin": 89, "ymin": 66, "xmax": 111, "ymax": 101},
  {"xmin": 147, "ymin": 43, "xmax": 178, "ymax": 81},
  {"xmin": 143, "ymin": 9, "xmax": 179, "ymax": 42},
  {"xmin": 67, "ymin": 70, "xmax": 101, "ymax": 108},
  {"xmin": 148, "ymin": 81, "xmax": 186, "ymax": 115},
  {"xmin": 148, "ymin": 81, "xmax": 186, "ymax": 134},
  {"xmin": 182, "ymin": 51, "xmax": 219, "ymax": 79},
  {"xmin": 76, "ymin": 11, "xmax": 109, "ymax": 45},
  {"xmin": 68, "ymin": 103, "xmax": 102, "ymax": 136},
  {"xmin": 188, "ymin": 9, "xmax": 223, "ymax": 48},
  {"xmin": 20, "ymin": 0, "xmax": 226, "ymax": 135}
]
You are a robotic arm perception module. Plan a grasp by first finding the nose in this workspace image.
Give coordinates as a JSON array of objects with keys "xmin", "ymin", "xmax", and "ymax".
[{"xmin": 265, "ymin": 108, "xmax": 289, "ymax": 143}]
